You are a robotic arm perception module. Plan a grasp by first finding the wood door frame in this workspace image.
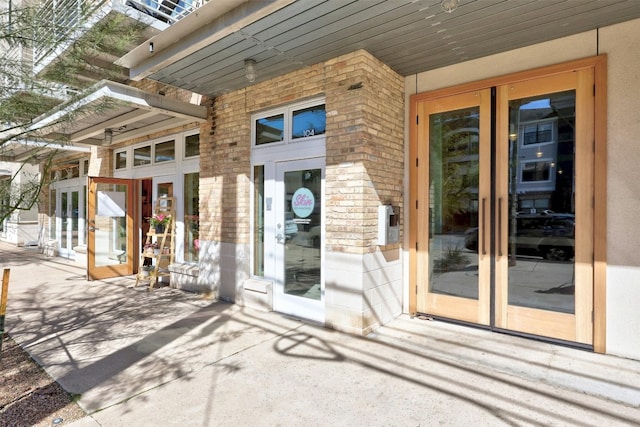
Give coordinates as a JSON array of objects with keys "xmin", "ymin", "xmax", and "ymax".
[
  {"xmin": 414, "ymin": 89, "xmax": 492, "ymax": 326},
  {"xmin": 409, "ymin": 55, "xmax": 607, "ymax": 352},
  {"xmin": 87, "ymin": 177, "xmax": 137, "ymax": 280}
]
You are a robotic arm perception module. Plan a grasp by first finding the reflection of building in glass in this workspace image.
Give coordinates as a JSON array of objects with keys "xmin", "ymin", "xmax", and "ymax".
[
  {"xmin": 430, "ymin": 110, "xmax": 481, "ymax": 235},
  {"xmin": 511, "ymin": 91, "xmax": 575, "ymax": 214}
]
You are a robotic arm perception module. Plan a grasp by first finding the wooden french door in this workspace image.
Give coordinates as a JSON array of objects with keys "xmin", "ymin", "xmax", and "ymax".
[
  {"xmin": 411, "ymin": 62, "xmax": 599, "ymax": 345},
  {"xmin": 87, "ymin": 177, "xmax": 136, "ymax": 280}
]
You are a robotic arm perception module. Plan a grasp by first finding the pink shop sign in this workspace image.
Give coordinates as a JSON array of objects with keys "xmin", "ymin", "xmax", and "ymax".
[{"xmin": 292, "ymin": 188, "xmax": 315, "ymax": 218}]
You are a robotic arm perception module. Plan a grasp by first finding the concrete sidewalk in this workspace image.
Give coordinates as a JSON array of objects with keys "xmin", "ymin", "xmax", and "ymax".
[{"xmin": 1, "ymin": 243, "xmax": 639, "ymax": 426}]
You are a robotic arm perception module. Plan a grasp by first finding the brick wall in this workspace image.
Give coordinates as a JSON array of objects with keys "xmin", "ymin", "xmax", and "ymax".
[{"xmin": 199, "ymin": 50, "xmax": 404, "ymax": 255}]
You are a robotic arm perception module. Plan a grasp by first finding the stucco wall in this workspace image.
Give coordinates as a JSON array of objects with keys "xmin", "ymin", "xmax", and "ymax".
[
  {"xmin": 599, "ymin": 19, "xmax": 640, "ymax": 360},
  {"xmin": 405, "ymin": 18, "xmax": 640, "ymax": 360}
]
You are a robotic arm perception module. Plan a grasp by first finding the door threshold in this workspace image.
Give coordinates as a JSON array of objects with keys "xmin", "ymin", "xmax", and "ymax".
[{"xmin": 416, "ymin": 312, "xmax": 593, "ymax": 351}]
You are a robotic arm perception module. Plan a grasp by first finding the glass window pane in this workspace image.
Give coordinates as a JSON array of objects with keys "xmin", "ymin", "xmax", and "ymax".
[
  {"xmin": 94, "ymin": 184, "xmax": 128, "ymax": 268},
  {"xmin": 61, "ymin": 192, "xmax": 68, "ymax": 249},
  {"xmin": 292, "ymin": 104, "xmax": 326, "ymax": 139},
  {"xmin": 508, "ymin": 90, "xmax": 576, "ymax": 314},
  {"xmin": 256, "ymin": 114, "xmax": 284, "ymax": 145},
  {"xmin": 284, "ymin": 168, "xmax": 322, "ymax": 300},
  {"xmin": 429, "ymin": 106, "xmax": 480, "ymax": 300},
  {"xmin": 521, "ymin": 161, "xmax": 551, "ymax": 182},
  {"xmin": 185, "ymin": 134, "xmax": 200, "ymax": 157},
  {"xmin": 253, "ymin": 165, "xmax": 264, "ymax": 276},
  {"xmin": 184, "ymin": 173, "xmax": 199, "ymax": 263},
  {"xmin": 155, "ymin": 140, "xmax": 175, "ymax": 163},
  {"xmin": 50, "ymin": 189, "xmax": 56, "ymax": 239},
  {"xmin": 115, "ymin": 151, "xmax": 127, "ymax": 169},
  {"xmin": 134, "ymin": 146, "xmax": 151, "ymax": 166}
]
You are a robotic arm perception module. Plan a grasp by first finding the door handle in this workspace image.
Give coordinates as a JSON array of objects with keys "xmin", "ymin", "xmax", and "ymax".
[
  {"xmin": 481, "ymin": 198, "xmax": 487, "ymax": 256},
  {"xmin": 498, "ymin": 197, "xmax": 503, "ymax": 257},
  {"xmin": 88, "ymin": 226, "xmax": 98, "ymax": 232}
]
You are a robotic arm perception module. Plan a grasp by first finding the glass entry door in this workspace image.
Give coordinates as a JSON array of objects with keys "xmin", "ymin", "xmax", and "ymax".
[
  {"xmin": 415, "ymin": 89, "xmax": 492, "ymax": 325},
  {"xmin": 495, "ymin": 72, "xmax": 593, "ymax": 344},
  {"xmin": 58, "ymin": 190, "xmax": 79, "ymax": 258},
  {"xmin": 87, "ymin": 177, "xmax": 135, "ymax": 280},
  {"xmin": 414, "ymin": 69, "xmax": 594, "ymax": 345},
  {"xmin": 273, "ymin": 159, "xmax": 324, "ymax": 323}
]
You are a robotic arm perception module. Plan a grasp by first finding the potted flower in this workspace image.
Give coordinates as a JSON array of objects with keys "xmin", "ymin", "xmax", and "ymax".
[
  {"xmin": 149, "ymin": 213, "xmax": 171, "ymax": 234},
  {"xmin": 144, "ymin": 242, "xmax": 159, "ymax": 255},
  {"xmin": 140, "ymin": 265, "xmax": 154, "ymax": 277}
]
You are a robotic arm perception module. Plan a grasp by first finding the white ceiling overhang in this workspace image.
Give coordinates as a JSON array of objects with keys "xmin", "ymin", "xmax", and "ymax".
[
  {"xmin": 0, "ymin": 139, "xmax": 91, "ymax": 163},
  {"xmin": 29, "ymin": 79, "xmax": 207, "ymax": 147},
  {"xmin": 118, "ymin": 0, "xmax": 640, "ymax": 97}
]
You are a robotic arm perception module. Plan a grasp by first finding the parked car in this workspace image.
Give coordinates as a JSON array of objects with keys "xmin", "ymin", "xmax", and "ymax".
[
  {"xmin": 285, "ymin": 212, "xmax": 298, "ymax": 241},
  {"xmin": 464, "ymin": 213, "xmax": 575, "ymax": 261},
  {"xmin": 292, "ymin": 225, "xmax": 321, "ymax": 248}
]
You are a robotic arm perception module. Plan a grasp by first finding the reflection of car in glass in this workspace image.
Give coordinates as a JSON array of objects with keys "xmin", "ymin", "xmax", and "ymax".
[
  {"xmin": 464, "ymin": 213, "xmax": 575, "ymax": 261},
  {"xmin": 285, "ymin": 212, "xmax": 298, "ymax": 241},
  {"xmin": 292, "ymin": 225, "xmax": 321, "ymax": 248}
]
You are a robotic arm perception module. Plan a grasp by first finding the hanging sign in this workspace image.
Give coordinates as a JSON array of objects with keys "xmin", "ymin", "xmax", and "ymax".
[{"xmin": 291, "ymin": 187, "xmax": 315, "ymax": 218}]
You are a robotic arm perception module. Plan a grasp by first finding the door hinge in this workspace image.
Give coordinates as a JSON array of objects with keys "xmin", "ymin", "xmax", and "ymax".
[
  {"xmin": 416, "ymin": 115, "xmax": 419, "ymax": 125},
  {"xmin": 416, "ymin": 157, "xmax": 419, "ymax": 167},
  {"xmin": 593, "ymin": 84, "xmax": 596, "ymax": 97},
  {"xmin": 416, "ymin": 200, "xmax": 419, "ymax": 209},
  {"xmin": 416, "ymin": 241, "xmax": 419, "ymax": 251}
]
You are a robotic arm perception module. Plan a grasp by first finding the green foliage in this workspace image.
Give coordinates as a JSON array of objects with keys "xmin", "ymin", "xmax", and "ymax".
[
  {"xmin": 433, "ymin": 244, "xmax": 469, "ymax": 272},
  {"xmin": 0, "ymin": 1, "xmax": 150, "ymax": 223}
]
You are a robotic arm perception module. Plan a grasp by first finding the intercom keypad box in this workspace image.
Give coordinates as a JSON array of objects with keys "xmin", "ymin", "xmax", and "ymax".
[{"xmin": 378, "ymin": 205, "xmax": 399, "ymax": 245}]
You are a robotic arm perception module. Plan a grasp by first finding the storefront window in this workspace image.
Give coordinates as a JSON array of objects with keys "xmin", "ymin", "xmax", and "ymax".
[
  {"xmin": 292, "ymin": 104, "xmax": 326, "ymax": 139},
  {"xmin": 185, "ymin": 134, "xmax": 200, "ymax": 157},
  {"xmin": 253, "ymin": 99, "xmax": 325, "ymax": 147},
  {"xmin": 184, "ymin": 173, "xmax": 199, "ymax": 263},
  {"xmin": 134, "ymin": 146, "xmax": 151, "ymax": 166},
  {"xmin": 253, "ymin": 165, "xmax": 264, "ymax": 276},
  {"xmin": 256, "ymin": 114, "xmax": 284, "ymax": 145},
  {"xmin": 155, "ymin": 140, "xmax": 175, "ymax": 163},
  {"xmin": 69, "ymin": 164, "xmax": 80, "ymax": 179},
  {"xmin": 115, "ymin": 151, "xmax": 127, "ymax": 169}
]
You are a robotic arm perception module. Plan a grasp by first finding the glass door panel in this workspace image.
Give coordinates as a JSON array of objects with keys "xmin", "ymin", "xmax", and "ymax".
[
  {"xmin": 507, "ymin": 91, "xmax": 576, "ymax": 314},
  {"xmin": 495, "ymin": 70, "xmax": 593, "ymax": 344},
  {"xmin": 88, "ymin": 177, "xmax": 135, "ymax": 280},
  {"xmin": 417, "ymin": 89, "xmax": 492, "ymax": 325},
  {"xmin": 58, "ymin": 190, "xmax": 79, "ymax": 258},
  {"xmin": 71, "ymin": 190, "xmax": 79, "ymax": 250},
  {"xmin": 274, "ymin": 159, "xmax": 324, "ymax": 323},
  {"xmin": 429, "ymin": 106, "xmax": 480, "ymax": 300},
  {"xmin": 61, "ymin": 192, "xmax": 68, "ymax": 252}
]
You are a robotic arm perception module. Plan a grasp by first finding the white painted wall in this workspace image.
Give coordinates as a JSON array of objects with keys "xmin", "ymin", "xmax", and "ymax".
[{"xmin": 404, "ymin": 18, "xmax": 640, "ymax": 360}]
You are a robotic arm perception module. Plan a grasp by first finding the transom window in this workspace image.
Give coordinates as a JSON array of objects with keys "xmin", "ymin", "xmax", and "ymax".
[
  {"xmin": 252, "ymin": 98, "xmax": 326, "ymax": 147},
  {"xmin": 115, "ymin": 134, "xmax": 195, "ymax": 169}
]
